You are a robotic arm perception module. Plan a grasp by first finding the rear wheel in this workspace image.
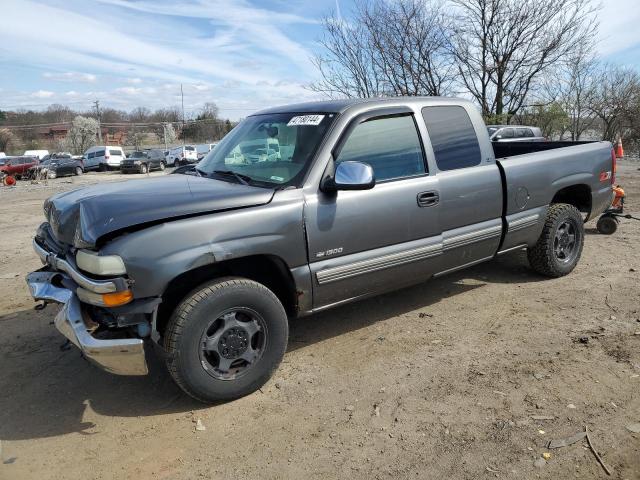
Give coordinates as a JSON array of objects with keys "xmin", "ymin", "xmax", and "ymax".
[
  {"xmin": 164, "ymin": 278, "xmax": 288, "ymax": 403},
  {"xmin": 173, "ymin": 158, "xmax": 181, "ymax": 167},
  {"xmin": 527, "ymin": 203, "xmax": 584, "ymax": 277},
  {"xmin": 99, "ymin": 163, "xmax": 107, "ymax": 172},
  {"xmin": 596, "ymin": 215, "xmax": 618, "ymax": 235}
]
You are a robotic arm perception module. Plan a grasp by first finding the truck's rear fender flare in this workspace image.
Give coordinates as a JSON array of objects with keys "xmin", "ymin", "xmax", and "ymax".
[
  {"xmin": 156, "ymin": 254, "xmax": 300, "ymax": 337},
  {"xmin": 549, "ymin": 179, "xmax": 592, "ymax": 216}
]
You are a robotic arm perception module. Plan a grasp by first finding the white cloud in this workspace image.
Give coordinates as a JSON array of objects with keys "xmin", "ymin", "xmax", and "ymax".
[
  {"xmin": 1, "ymin": 0, "xmax": 282, "ymax": 85},
  {"xmin": 43, "ymin": 71, "xmax": 97, "ymax": 83},
  {"xmin": 115, "ymin": 86, "xmax": 160, "ymax": 96},
  {"xmin": 0, "ymin": 0, "xmax": 325, "ymax": 119},
  {"xmin": 115, "ymin": 86, "xmax": 141, "ymax": 95},
  {"xmin": 597, "ymin": 0, "xmax": 640, "ymax": 56},
  {"xmin": 31, "ymin": 90, "xmax": 54, "ymax": 98},
  {"xmin": 96, "ymin": 0, "xmax": 317, "ymax": 75}
]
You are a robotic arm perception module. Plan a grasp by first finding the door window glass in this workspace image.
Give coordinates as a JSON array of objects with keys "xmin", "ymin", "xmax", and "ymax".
[{"xmin": 336, "ymin": 115, "xmax": 426, "ymax": 181}]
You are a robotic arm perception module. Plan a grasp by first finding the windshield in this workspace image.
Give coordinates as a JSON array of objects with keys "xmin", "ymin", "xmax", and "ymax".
[{"xmin": 198, "ymin": 112, "xmax": 335, "ymax": 187}]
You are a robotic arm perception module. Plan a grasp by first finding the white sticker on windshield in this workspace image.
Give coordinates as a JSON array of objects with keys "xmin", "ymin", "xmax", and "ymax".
[{"xmin": 287, "ymin": 115, "xmax": 325, "ymax": 127}]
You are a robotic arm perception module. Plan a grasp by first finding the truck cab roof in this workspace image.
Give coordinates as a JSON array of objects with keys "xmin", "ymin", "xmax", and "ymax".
[{"xmin": 253, "ymin": 96, "xmax": 475, "ymax": 116}]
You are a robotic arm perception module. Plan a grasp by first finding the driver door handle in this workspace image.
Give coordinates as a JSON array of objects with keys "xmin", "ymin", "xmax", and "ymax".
[{"xmin": 417, "ymin": 191, "xmax": 439, "ymax": 207}]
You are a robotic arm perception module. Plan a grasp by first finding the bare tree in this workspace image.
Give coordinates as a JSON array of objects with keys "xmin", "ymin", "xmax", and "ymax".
[
  {"xmin": 451, "ymin": 0, "xmax": 598, "ymax": 121},
  {"xmin": 311, "ymin": 5, "xmax": 385, "ymax": 97},
  {"xmin": 129, "ymin": 107, "xmax": 151, "ymax": 123},
  {"xmin": 361, "ymin": 0, "xmax": 455, "ymax": 96},
  {"xmin": 538, "ymin": 44, "xmax": 597, "ymax": 140},
  {"xmin": 311, "ymin": 0, "xmax": 454, "ymax": 98},
  {"xmin": 589, "ymin": 64, "xmax": 640, "ymax": 142}
]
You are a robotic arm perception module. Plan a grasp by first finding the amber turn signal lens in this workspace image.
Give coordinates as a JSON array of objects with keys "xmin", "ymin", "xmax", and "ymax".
[{"xmin": 102, "ymin": 290, "xmax": 134, "ymax": 307}]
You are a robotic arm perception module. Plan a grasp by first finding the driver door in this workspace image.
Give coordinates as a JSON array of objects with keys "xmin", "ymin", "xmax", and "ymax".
[{"xmin": 304, "ymin": 110, "xmax": 443, "ymax": 309}]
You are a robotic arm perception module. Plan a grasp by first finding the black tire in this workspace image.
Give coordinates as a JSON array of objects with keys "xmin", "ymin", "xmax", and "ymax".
[
  {"xmin": 75, "ymin": 166, "xmax": 83, "ymax": 176},
  {"xmin": 159, "ymin": 161, "xmax": 166, "ymax": 171},
  {"xmin": 527, "ymin": 203, "xmax": 585, "ymax": 277},
  {"xmin": 596, "ymin": 215, "xmax": 618, "ymax": 235},
  {"xmin": 139, "ymin": 163, "xmax": 148, "ymax": 174},
  {"xmin": 164, "ymin": 277, "xmax": 288, "ymax": 403},
  {"xmin": 173, "ymin": 158, "xmax": 180, "ymax": 168},
  {"xmin": 99, "ymin": 163, "xmax": 107, "ymax": 172}
]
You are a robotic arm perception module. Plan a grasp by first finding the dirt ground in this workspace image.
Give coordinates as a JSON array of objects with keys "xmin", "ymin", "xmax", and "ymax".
[{"xmin": 0, "ymin": 165, "xmax": 639, "ymax": 480}]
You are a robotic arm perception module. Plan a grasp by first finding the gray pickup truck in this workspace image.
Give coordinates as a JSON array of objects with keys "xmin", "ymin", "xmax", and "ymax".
[{"xmin": 27, "ymin": 97, "xmax": 615, "ymax": 403}]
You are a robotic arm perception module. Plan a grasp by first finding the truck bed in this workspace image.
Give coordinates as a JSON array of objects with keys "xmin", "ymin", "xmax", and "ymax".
[{"xmin": 492, "ymin": 140, "xmax": 594, "ymax": 159}]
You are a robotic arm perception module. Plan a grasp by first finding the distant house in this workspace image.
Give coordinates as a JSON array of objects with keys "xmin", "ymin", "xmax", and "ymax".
[
  {"xmin": 37, "ymin": 124, "xmax": 69, "ymax": 141},
  {"xmin": 35, "ymin": 125, "xmax": 127, "ymax": 145}
]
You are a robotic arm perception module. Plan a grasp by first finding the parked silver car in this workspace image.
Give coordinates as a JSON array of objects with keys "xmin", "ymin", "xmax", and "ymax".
[{"xmin": 488, "ymin": 125, "xmax": 544, "ymax": 142}]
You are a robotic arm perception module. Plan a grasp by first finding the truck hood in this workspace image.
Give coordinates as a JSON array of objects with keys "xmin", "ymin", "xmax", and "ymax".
[{"xmin": 43, "ymin": 174, "xmax": 275, "ymax": 247}]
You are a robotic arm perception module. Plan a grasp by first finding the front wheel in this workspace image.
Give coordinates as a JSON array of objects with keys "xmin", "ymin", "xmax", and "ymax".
[
  {"xmin": 164, "ymin": 278, "xmax": 288, "ymax": 403},
  {"xmin": 159, "ymin": 161, "xmax": 166, "ymax": 171},
  {"xmin": 527, "ymin": 203, "xmax": 584, "ymax": 277},
  {"xmin": 75, "ymin": 166, "xmax": 83, "ymax": 176},
  {"xmin": 139, "ymin": 163, "xmax": 148, "ymax": 174}
]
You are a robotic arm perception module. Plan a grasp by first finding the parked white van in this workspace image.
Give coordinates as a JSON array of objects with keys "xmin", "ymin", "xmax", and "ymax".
[
  {"xmin": 166, "ymin": 145, "xmax": 198, "ymax": 167},
  {"xmin": 23, "ymin": 149, "xmax": 49, "ymax": 159},
  {"xmin": 196, "ymin": 143, "xmax": 218, "ymax": 160},
  {"xmin": 83, "ymin": 146, "xmax": 125, "ymax": 171}
]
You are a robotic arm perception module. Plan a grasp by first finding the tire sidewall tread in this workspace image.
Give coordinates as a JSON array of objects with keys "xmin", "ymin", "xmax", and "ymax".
[
  {"xmin": 527, "ymin": 203, "xmax": 585, "ymax": 278},
  {"xmin": 163, "ymin": 277, "xmax": 288, "ymax": 403}
]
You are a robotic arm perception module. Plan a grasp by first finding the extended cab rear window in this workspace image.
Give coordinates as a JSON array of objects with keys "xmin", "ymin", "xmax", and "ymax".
[
  {"xmin": 109, "ymin": 149, "xmax": 122, "ymax": 155},
  {"xmin": 422, "ymin": 106, "xmax": 481, "ymax": 171}
]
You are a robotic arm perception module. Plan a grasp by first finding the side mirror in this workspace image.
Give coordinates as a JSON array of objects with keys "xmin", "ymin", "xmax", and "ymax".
[{"xmin": 322, "ymin": 161, "xmax": 375, "ymax": 192}]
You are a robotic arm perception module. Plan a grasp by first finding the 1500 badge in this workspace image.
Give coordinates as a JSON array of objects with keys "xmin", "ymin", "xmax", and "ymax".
[{"xmin": 315, "ymin": 247, "xmax": 343, "ymax": 258}]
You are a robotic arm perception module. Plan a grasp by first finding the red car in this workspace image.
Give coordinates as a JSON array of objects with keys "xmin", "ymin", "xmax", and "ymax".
[{"xmin": 0, "ymin": 156, "xmax": 39, "ymax": 179}]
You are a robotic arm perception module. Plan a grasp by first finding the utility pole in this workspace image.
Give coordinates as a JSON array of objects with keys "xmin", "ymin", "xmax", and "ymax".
[
  {"xmin": 93, "ymin": 100, "xmax": 103, "ymax": 143},
  {"xmin": 180, "ymin": 84, "xmax": 185, "ymax": 146}
]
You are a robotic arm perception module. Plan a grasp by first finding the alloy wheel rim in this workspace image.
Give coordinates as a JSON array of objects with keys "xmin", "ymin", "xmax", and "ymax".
[{"xmin": 553, "ymin": 219, "xmax": 579, "ymax": 263}]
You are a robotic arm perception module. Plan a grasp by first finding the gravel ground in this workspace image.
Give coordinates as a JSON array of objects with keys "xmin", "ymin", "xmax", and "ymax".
[{"xmin": 0, "ymin": 162, "xmax": 638, "ymax": 480}]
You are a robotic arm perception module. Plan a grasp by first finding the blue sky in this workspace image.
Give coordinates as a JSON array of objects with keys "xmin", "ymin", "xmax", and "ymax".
[{"xmin": 1, "ymin": 0, "xmax": 639, "ymax": 120}]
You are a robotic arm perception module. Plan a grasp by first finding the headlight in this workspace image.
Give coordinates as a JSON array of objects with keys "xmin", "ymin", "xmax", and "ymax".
[{"xmin": 76, "ymin": 249, "xmax": 127, "ymax": 275}]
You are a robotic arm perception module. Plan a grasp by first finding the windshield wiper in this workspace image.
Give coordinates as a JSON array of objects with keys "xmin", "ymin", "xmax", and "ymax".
[{"xmin": 212, "ymin": 170, "xmax": 252, "ymax": 185}]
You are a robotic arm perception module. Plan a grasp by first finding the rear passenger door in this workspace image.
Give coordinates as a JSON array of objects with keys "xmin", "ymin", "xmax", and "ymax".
[
  {"xmin": 305, "ymin": 109, "xmax": 443, "ymax": 308},
  {"xmin": 421, "ymin": 106, "xmax": 503, "ymax": 274}
]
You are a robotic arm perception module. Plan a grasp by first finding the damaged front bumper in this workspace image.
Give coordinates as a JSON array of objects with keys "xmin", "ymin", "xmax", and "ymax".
[{"xmin": 26, "ymin": 248, "xmax": 148, "ymax": 376}]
